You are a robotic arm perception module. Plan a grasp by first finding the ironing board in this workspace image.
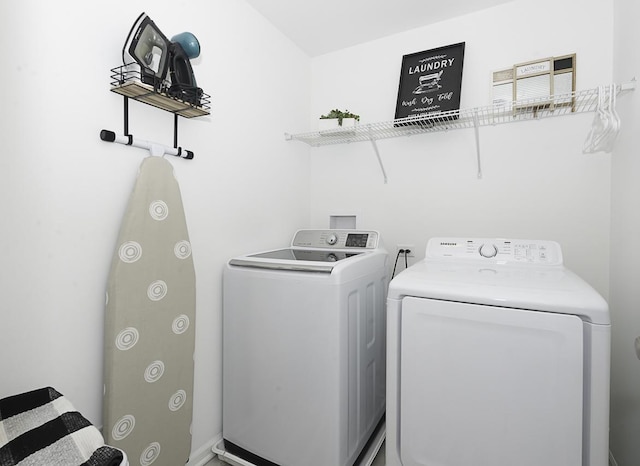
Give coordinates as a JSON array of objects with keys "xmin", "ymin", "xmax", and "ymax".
[{"xmin": 103, "ymin": 156, "xmax": 196, "ymax": 466}]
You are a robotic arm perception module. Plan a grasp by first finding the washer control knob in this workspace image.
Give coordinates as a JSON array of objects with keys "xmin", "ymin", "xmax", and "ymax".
[
  {"xmin": 326, "ymin": 233, "xmax": 338, "ymax": 246},
  {"xmin": 479, "ymin": 243, "xmax": 498, "ymax": 258}
]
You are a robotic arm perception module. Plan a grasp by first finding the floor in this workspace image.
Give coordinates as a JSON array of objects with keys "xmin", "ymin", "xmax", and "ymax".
[{"xmin": 205, "ymin": 441, "xmax": 386, "ymax": 466}]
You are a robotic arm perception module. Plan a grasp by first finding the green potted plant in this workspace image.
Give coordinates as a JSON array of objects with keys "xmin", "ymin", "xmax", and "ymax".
[{"xmin": 319, "ymin": 108, "xmax": 360, "ymax": 132}]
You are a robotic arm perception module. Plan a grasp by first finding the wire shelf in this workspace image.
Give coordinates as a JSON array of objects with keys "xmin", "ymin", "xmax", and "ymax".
[
  {"xmin": 109, "ymin": 65, "xmax": 211, "ymax": 118},
  {"xmin": 286, "ymin": 83, "xmax": 634, "ymax": 147}
]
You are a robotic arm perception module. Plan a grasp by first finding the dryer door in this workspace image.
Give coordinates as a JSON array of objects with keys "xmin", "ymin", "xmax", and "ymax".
[{"xmin": 400, "ymin": 297, "xmax": 584, "ymax": 466}]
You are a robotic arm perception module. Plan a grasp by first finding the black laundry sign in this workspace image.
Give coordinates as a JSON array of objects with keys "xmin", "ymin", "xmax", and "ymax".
[{"xmin": 394, "ymin": 42, "xmax": 465, "ymax": 120}]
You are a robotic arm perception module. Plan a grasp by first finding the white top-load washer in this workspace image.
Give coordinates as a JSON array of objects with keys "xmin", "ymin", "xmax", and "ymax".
[
  {"xmin": 221, "ymin": 230, "xmax": 388, "ymax": 466},
  {"xmin": 386, "ymin": 238, "xmax": 610, "ymax": 466}
]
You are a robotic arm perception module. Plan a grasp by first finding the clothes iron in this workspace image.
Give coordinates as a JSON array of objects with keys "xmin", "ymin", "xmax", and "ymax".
[
  {"xmin": 122, "ymin": 12, "xmax": 171, "ymax": 90},
  {"xmin": 122, "ymin": 12, "xmax": 202, "ymax": 105}
]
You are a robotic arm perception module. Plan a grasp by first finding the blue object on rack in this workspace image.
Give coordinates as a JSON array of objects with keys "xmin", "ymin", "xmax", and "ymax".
[{"xmin": 171, "ymin": 32, "xmax": 200, "ymax": 59}]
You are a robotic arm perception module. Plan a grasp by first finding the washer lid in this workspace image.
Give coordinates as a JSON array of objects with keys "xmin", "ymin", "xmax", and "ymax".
[
  {"xmin": 229, "ymin": 248, "xmax": 364, "ymax": 273},
  {"xmin": 228, "ymin": 230, "xmax": 384, "ymax": 273},
  {"xmin": 246, "ymin": 248, "xmax": 362, "ymax": 262},
  {"xmin": 389, "ymin": 238, "xmax": 609, "ymax": 324}
]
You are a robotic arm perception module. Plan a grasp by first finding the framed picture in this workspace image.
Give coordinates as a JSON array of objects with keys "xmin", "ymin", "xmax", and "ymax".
[
  {"xmin": 394, "ymin": 42, "xmax": 466, "ymax": 121},
  {"xmin": 500, "ymin": 53, "xmax": 576, "ymax": 114}
]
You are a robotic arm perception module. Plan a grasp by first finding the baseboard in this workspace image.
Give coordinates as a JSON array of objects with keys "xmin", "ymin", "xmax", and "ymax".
[
  {"xmin": 210, "ymin": 423, "xmax": 385, "ymax": 466},
  {"xmin": 188, "ymin": 435, "xmax": 222, "ymax": 466}
]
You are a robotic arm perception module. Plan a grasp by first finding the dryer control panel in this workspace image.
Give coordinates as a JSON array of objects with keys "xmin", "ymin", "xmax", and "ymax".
[
  {"xmin": 292, "ymin": 229, "xmax": 380, "ymax": 250},
  {"xmin": 426, "ymin": 238, "xmax": 563, "ymax": 265}
]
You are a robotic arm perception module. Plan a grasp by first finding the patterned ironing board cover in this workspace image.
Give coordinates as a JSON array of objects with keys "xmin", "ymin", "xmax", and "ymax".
[{"xmin": 103, "ymin": 156, "xmax": 196, "ymax": 466}]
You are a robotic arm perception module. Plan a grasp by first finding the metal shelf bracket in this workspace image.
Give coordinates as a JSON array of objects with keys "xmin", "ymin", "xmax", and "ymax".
[
  {"xmin": 370, "ymin": 138, "xmax": 388, "ymax": 184},
  {"xmin": 473, "ymin": 111, "xmax": 482, "ymax": 179}
]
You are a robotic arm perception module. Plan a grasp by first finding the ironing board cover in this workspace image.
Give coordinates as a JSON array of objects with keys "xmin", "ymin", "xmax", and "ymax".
[{"xmin": 103, "ymin": 156, "xmax": 196, "ymax": 466}]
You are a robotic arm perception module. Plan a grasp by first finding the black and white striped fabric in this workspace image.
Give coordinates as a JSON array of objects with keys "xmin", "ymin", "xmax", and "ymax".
[{"xmin": 0, "ymin": 387, "xmax": 124, "ymax": 466}]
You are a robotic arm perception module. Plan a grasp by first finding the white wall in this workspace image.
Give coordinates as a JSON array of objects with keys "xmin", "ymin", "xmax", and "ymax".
[
  {"xmin": 0, "ymin": 0, "xmax": 311, "ymax": 458},
  {"xmin": 610, "ymin": 0, "xmax": 640, "ymax": 464},
  {"xmin": 3, "ymin": 0, "xmax": 638, "ymax": 464},
  {"xmin": 308, "ymin": 0, "xmax": 613, "ymax": 297}
]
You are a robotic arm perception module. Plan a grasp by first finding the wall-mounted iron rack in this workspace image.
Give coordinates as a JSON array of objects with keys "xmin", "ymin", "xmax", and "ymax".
[
  {"xmin": 286, "ymin": 80, "xmax": 636, "ymax": 183},
  {"xmin": 100, "ymin": 65, "xmax": 211, "ymax": 159},
  {"xmin": 108, "ymin": 65, "xmax": 210, "ymax": 118}
]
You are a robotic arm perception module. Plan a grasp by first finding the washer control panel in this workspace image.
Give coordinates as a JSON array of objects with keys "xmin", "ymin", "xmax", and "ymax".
[
  {"xmin": 292, "ymin": 230, "xmax": 380, "ymax": 250},
  {"xmin": 426, "ymin": 238, "xmax": 563, "ymax": 265}
]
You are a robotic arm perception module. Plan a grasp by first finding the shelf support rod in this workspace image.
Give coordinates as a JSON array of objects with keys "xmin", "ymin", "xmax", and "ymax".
[
  {"xmin": 123, "ymin": 96, "xmax": 130, "ymax": 136},
  {"xmin": 174, "ymin": 114, "xmax": 179, "ymax": 149},
  {"xmin": 99, "ymin": 130, "xmax": 194, "ymax": 159},
  {"xmin": 369, "ymin": 137, "xmax": 388, "ymax": 184},
  {"xmin": 473, "ymin": 111, "xmax": 483, "ymax": 179}
]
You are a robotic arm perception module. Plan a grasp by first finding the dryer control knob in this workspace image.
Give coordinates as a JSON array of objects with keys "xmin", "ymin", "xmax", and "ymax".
[
  {"xmin": 479, "ymin": 243, "xmax": 498, "ymax": 258},
  {"xmin": 326, "ymin": 233, "xmax": 338, "ymax": 246}
]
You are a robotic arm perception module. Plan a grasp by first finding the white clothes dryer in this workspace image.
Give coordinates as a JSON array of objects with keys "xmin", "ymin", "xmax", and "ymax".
[
  {"xmin": 222, "ymin": 230, "xmax": 388, "ymax": 466},
  {"xmin": 386, "ymin": 238, "xmax": 610, "ymax": 466}
]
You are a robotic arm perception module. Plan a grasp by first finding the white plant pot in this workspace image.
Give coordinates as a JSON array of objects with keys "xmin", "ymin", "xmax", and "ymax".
[{"xmin": 318, "ymin": 117, "xmax": 358, "ymax": 134}]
